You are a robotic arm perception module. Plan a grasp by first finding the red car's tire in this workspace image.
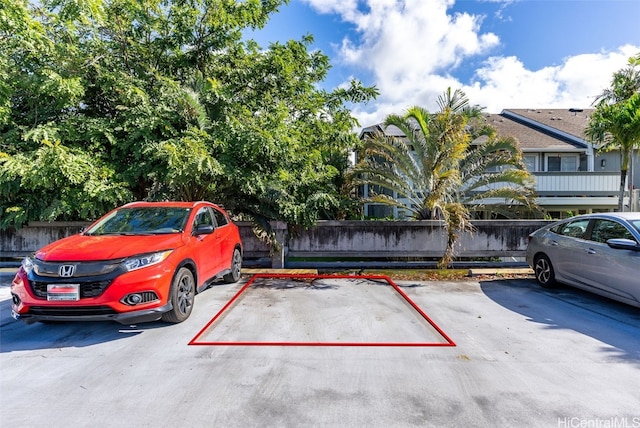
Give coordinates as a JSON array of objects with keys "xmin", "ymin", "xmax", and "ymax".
[
  {"xmin": 161, "ymin": 267, "xmax": 195, "ymax": 323},
  {"xmin": 223, "ymin": 248, "xmax": 242, "ymax": 283}
]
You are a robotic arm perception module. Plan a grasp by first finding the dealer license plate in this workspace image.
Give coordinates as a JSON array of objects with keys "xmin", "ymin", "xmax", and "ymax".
[{"xmin": 47, "ymin": 284, "xmax": 80, "ymax": 301}]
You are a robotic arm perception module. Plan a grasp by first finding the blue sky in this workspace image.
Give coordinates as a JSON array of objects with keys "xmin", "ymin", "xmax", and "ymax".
[{"xmin": 248, "ymin": 0, "xmax": 640, "ymax": 127}]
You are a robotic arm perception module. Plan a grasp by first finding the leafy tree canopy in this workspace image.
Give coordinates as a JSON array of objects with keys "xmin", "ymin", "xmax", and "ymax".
[
  {"xmin": 586, "ymin": 53, "xmax": 640, "ymax": 211},
  {"xmin": 0, "ymin": 0, "xmax": 378, "ymax": 228}
]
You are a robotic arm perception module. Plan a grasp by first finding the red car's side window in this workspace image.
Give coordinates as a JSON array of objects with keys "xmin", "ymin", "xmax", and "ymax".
[
  {"xmin": 212, "ymin": 208, "xmax": 228, "ymax": 227},
  {"xmin": 193, "ymin": 208, "xmax": 214, "ymax": 228}
]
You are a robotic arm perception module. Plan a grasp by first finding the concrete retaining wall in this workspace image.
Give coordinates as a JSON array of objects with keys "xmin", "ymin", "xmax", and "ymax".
[
  {"xmin": 1, "ymin": 220, "xmax": 551, "ymax": 268},
  {"xmin": 1, "ymin": 222, "xmax": 91, "ymax": 258},
  {"xmin": 287, "ymin": 220, "xmax": 549, "ymax": 258}
]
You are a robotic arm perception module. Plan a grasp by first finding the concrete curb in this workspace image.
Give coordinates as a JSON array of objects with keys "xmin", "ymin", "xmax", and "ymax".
[
  {"xmin": 467, "ymin": 267, "xmax": 533, "ymax": 277},
  {"xmin": 242, "ymin": 268, "xmax": 318, "ymax": 275}
]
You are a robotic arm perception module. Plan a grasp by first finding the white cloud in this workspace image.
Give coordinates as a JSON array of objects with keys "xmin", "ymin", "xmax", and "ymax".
[
  {"xmin": 304, "ymin": 0, "xmax": 361, "ymax": 20},
  {"xmin": 324, "ymin": 0, "xmax": 499, "ymax": 84},
  {"xmin": 466, "ymin": 45, "xmax": 640, "ymax": 113},
  {"xmin": 303, "ymin": 0, "xmax": 639, "ymax": 126}
]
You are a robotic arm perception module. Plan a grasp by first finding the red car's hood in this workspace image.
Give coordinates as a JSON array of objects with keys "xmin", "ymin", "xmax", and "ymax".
[{"xmin": 36, "ymin": 233, "xmax": 186, "ymax": 262}]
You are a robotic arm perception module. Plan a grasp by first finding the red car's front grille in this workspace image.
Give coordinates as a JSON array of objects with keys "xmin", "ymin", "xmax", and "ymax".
[
  {"xmin": 30, "ymin": 280, "xmax": 113, "ymax": 299},
  {"xmin": 27, "ymin": 306, "xmax": 117, "ymax": 316}
]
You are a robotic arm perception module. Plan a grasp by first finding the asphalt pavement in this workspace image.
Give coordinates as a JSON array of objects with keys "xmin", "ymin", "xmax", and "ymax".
[{"xmin": 1, "ymin": 270, "xmax": 639, "ymax": 428}]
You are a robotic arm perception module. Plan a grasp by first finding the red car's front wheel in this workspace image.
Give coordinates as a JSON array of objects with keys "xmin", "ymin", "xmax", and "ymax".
[{"xmin": 162, "ymin": 267, "xmax": 195, "ymax": 323}]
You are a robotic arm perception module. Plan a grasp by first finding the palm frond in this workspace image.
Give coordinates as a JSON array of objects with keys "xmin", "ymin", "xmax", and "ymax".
[{"xmin": 348, "ymin": 87, "xmax": 540, "ymax": 265}]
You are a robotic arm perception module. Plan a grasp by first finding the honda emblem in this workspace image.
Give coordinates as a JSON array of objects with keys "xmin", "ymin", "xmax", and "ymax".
[{"xmin": 58, "ymin": 265, "xmax": 76, "ymax": 278}]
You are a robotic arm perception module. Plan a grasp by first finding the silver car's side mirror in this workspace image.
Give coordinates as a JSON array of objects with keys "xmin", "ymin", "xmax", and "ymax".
[{"xmin": 606, "ymin": 238, "xmax": 640, "ymax": 252}]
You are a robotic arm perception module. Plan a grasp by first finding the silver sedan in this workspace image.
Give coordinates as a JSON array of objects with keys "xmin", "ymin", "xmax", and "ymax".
[{"xmin": 526, "ymin": 212, "xmax": 640, "ymax": 308}]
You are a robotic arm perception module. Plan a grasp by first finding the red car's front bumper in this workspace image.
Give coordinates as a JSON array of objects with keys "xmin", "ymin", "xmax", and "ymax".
[{"xmin": 10, "ymin": 263, "xmax": 177, "ymax": 325}]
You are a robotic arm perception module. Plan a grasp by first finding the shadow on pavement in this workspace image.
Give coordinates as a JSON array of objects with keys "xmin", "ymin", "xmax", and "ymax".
[
  {"xmin": 0, "ymin": 297, "xmax": 169, "ymax": 353},
  {"xmin": 480, "ymin": 278, "xmax": 640, "ymax": 363}
]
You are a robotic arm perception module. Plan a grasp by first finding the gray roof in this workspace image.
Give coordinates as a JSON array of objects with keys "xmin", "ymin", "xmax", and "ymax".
[
  {"xmin": 361, "ymin": 108, "xmax": 596, "ymax": 154},
  {"xmin": 504, "ymin": 108, "xmax": 594, "ymax": 140},
  {"xmin": 497, "ymin": 108, "xmax": 594, "ymax": 152},
  {"xmin": 359, "ymin": 123, "xmax": 405, "ymax": 138}
]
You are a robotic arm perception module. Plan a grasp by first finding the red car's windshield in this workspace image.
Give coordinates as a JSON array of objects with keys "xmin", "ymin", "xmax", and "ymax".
[{"xmin": 85, "ymin": 207, "xmax": 192, "ymax": 236}]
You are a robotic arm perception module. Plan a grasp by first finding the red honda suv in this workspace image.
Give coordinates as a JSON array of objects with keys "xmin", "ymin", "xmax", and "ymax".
[{"xmin": 10, "ymin": 201, "xmax": 243, "ymax": 324}]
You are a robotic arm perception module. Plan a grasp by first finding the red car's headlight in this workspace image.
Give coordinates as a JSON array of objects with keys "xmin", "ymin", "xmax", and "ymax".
[
  {"xmin": 21, "ymin": 255, "xmax": 35, "ymax": 274},
  {"xmin": 120, "ymin": 250, "xmax": 173, "ymax": 272}
]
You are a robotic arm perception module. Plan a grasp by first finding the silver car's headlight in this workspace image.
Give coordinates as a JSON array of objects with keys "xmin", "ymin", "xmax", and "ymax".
[{"xmin": 120, "ymin": 250, "xmax": 173, "ymax": 272}]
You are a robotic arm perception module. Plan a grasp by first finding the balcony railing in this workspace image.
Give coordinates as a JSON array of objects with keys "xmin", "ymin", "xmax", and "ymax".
[
  {"xmin": 532, "ymin": 171, "xmax": 621, "ymax": 195},
  {"xmin": 363, "ymin": 171, "xmax": 628, "ymax": 215}
]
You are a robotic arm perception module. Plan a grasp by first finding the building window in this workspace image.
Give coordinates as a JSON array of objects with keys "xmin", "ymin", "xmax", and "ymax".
[
  {"xmin": 546, "ymin": 154, "xmax": 578, "ymax": 172},
  {"xmin": 524, "ymin": 155, "xmax": 537, "ymax": 172},
  {"xmin": 367, "ymin": 204, "xmax": 394, "ymax": 218}
]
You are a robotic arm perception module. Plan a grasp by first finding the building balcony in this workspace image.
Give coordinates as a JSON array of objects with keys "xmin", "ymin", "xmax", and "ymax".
[{"xmin": 532, "ymin": 171, "xmax": 621, "ymax": 196}]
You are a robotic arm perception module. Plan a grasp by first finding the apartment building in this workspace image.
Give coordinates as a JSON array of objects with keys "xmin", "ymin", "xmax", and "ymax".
[{"xmin": 359, "ymin": 108, "xmax": 640, "ymax": 218}]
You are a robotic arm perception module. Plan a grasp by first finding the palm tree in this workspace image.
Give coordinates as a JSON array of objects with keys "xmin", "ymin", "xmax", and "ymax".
[
  {"xmin": 350, "ymin": 88, "xmax": 538, "ymax": 267},
  {"xmin": 458, "ymin": 133, "xmax": 538, "ymax": 218},
  {"xmin": 586, "ymin": 56, "xmax": 640, "ymax": 211}
]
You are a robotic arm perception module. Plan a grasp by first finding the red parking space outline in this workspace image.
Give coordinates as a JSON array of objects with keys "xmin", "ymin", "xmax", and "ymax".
[{"xmin": 188, "ymin": 274, "xmax": 456, "ymax": 347}]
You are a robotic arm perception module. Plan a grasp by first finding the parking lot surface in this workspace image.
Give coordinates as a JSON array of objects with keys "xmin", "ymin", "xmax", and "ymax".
[{"xmin": 1, "ymin": 270, "xmax": 639, "ymax": 428}]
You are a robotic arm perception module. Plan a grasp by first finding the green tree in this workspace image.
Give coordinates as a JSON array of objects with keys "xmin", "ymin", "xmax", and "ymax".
[
  {"xmin": 209, "ymin": 38, "xmax": 377, "ymax": 227},
  {"xmin": 350, "ymin": 88, "xmax": 538, "ymax": 267},
  {"xmin": 0, "ymin": 0, "xmax": 133, "ymax": 226},
  {"xmin": 0, "ymin": 139, "xmax": 130, "ymax": 228},
  {"xmin": 585, "ymin": 55, "xmax": 640, "ymax": 211},
  {"xmin": 0, "ymin": 0, "xmax": 377, "ymax": 228}
]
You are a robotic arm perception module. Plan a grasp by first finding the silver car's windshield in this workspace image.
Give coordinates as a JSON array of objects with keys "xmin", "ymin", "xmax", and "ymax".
[
  {"xmin": 629, "ymin": 220, "xmax": 640, "ymax": 235},
  {"xmin": 85, "ymin": 207, "xmax": 192, "ymax": 236}
]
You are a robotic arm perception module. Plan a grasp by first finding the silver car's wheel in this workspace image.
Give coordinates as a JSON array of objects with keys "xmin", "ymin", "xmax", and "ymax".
[
  {"xmin": 161, "ymin": 267, "xmax": 195, "ymax": 323},
  {"xmin": 534, "ymin": 255, "xmax": 556, "ymax": 288},
  {"xmin": 223, "ymin": 248, "xmax": 242, "ymax": 283}
]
